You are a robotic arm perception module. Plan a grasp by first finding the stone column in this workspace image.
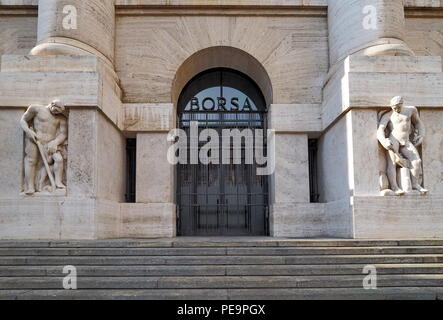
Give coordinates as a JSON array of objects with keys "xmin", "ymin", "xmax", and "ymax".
[
  {"xmin": 328, "ymin": 0, "xmax": 414, "ymax": 66},
  {"xmin": 30, "ymin": 0, "xmax": 115, "ymax": 67}
]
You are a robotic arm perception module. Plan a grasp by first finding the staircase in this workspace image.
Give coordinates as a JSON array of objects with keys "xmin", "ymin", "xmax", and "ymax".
[{"xmin": 1, "ymin": 238, "xmax": 443, "ymax": 300}]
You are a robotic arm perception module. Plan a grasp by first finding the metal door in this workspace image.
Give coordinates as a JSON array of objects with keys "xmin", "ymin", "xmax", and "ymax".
[{"xmin": 176, "ymin": 68, "xmax": 269, "ymax": 236}]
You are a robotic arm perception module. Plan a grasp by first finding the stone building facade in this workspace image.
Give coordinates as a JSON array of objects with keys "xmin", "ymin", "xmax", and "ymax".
[{"xmin": 0, "ymin": 0, "xmax": 443, "ymax": 240}]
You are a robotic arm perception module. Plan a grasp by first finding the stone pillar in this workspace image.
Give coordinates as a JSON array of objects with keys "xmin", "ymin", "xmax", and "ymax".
[
  {"xmin": 136, "ymin": 133, "xmax": 174, "ymax": 204},
  {"xmin": 273, "ymin": 134, "xmax": 310, "ymax": 204},
  {"xmin": 118, "ymin": 104, "xmax": 176, "ymax": 238},
  {"xmin": 328, "ymin": 0, "xmax": 414, "ymax": 66},
  {"xmin": 30, "ymin": 0, "xmax": 115, "ymax": 67},
  {"xmin": 270, "ymin": 133, "xmax": 312, "ymax": 237},
  {"xmin": 124, "ymin": 133, "xmax": 175, "ymax": 238}
]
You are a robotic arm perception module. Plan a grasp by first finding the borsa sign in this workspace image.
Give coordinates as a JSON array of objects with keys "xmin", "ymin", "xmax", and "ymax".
[{"xmin": 189, "ymin": 96, "xmax": 255, "ymax": 111}]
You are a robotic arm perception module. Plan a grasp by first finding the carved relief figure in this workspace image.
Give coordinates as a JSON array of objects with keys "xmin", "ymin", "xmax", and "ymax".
[
  {"xmin": 20, "ymin": 100, "xmax": 68, "ymax": 195},
  {"xmin": 377, "ymin": 96, "xmax": 428, "ymax": 196}
]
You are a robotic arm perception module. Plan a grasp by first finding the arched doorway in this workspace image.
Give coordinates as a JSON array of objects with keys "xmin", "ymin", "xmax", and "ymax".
[{"xmin": 176, "ymin": 68, "xmax": 269, "ymax": 236}]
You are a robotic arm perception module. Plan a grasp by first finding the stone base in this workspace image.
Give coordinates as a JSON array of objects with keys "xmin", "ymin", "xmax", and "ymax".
[
  {"xmin": 270, "ymin": 195, "xmax": 443, "ymax": 239},
  {"xmin": 121, "ymin": 203, "xmax": 176, "ymax": 238},
  {"xmin": 270, "ymin": 201, "xmax": 352, "ymax": 238},
  {"xmin": 20, "ymin": 188, "xmax": 67, "ymax": 197},
  {"xmin": 2, "ymin": 196, "xmax": 442, "ymax": 240},
  {"xmin": 0, "ymin": 198, "xmax": 176, "ymax": 240},
  {"xmin": 353, "ymin": 195, "xmax": 443, "ymax": 239},
  {"xmin": 0, "ymin": 198, "xmax": 96, "ymax": 240}
]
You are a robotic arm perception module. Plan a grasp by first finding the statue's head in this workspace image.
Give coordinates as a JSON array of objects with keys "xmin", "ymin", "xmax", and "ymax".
[
  {"xmin": 49, "ymin": 99, "xmax": 65, "ymax": 115},
  {"xmin": 390, "ymin": 96, "xmax": 404, "ymax": 113}
]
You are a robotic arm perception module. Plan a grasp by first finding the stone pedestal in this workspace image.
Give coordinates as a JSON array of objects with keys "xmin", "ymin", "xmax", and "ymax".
[{"xmin": 353, "ymin": 196, "xmax": 443, "ymax": 238}]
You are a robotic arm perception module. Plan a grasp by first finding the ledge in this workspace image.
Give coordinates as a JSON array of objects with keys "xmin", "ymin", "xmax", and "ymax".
[
  {"xmin": 0, "ymin": 55, "xmax": 122, "ymax": 126},
  {"xmin": 1, "ymin": 0, "xmax": 442, "ymax": 9},
  {"xmin": 115, "ymin": 0, "xmax": 327, "ymax": 7}
]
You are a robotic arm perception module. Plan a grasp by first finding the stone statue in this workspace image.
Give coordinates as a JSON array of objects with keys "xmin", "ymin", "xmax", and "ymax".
[
  {"xmin": 377, "ymin": 96, "xmax": 428, "ymax": 196},
  {"xmin": 20, "ymin": 100, "xmax": 68, "ymax": 195}
]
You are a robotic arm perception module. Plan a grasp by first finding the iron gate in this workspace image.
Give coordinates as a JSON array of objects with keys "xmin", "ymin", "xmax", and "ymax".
[{"xmin": 176, "ymin": 68, "xmax": 269, "ymax": 236}]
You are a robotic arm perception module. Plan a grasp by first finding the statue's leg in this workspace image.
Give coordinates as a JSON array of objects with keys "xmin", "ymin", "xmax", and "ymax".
[
  {"xmin": 23, "ymin": 138, "xmax": 39, "ymax": 195},
  {"xmin": 386, "ymin": 140, "xmax": 403, "ymax": 195},
  {"xmin": 53, "ymin": 152, "xmax": 65, "ymax": 189},
  {"xmin": 36, "ymin": 163, "xmax": 47, "ymax": 192},
  {"xmin": 401, "ymin": 142, "xmax": 428, "ymax": 194}
]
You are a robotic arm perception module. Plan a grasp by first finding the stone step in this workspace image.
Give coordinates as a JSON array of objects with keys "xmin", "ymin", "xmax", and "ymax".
[
  {"xmin": 1, "ymin": 239, "xmax": 443, "ymax": 248},
  {"xmin": 2, "ymin": 246, "xmax": 443, "ymax": 256},
  {"xmin": 1, "ymin": 275, "xmax": 443, "ymax": 290},
  {"xmin": 1, "ymin": 254, "xmax": 443, "ymax": 265},
  {"xmin": 1, "ymin": 240, "xmax": 442, "ymax": 300},
  {"xmin": 0, "ymin": 264, "xmax": 442, "ymax": 277},
  {"xmin": 2, "ymin": 287, "xmax": 442, "ymax": 300}
]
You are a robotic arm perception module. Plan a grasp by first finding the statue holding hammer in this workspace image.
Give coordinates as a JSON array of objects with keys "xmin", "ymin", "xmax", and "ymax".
[{"xmin": 20, "ymin": 100, "xmax": 67, "ymax": 195}]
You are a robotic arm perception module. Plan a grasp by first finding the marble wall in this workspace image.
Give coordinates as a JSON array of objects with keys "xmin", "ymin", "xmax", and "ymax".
[
  {"xmin": 0, "ymin": 109, "xmax": 24, "ymax": 199},
  {"xmin": 67, "ymin": 109, "xmax": 97, "ymax": 197},
  {"xmin": 421, "ymin": 110, "xmax": 443, "ymax": 194},
  {"xmin": 68, "ymin": 108, "xmax": 126, "ymax": 202},
  {"xmin": 115, "ymin": 14, "xmax": 328, "ymax": 105},
  {"xmin": 96, "ymin": 112, "xmax": 126, "ymax": 202},
  {"xmin": 136, "ymin": 133, "xmax": 174, "ymax": 204},
  {"xmin": 317, "ymin": 115, "xmax": 351, "ymax": 203},
  {"xmin": 274, "ymin": 134, "xmax": 310, "ymax": 204},
  {"xmin": 405, "ymin": 17, "xmax": 443, "ymax": 69},
  {"xmin": 0, "ymin": 17, "xmax": 37, "ymax": 56}
]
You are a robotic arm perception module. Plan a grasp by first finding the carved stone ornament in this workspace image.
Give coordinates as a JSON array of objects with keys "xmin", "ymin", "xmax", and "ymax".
[
  {"xmin": 20, "ymin": 100, "xmax": 68, "ymax": 196},
  {"xmin": 377, "ymin": 96, "xmax": 428, "ymax": 196}
]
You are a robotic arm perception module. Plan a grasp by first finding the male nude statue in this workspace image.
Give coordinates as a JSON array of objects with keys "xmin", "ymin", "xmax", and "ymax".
[
  {"xmin": 377, "ymin": 96, "xmax": 428, "ymax": 195},
  {"xmin": 20, "ymin": 100, "xmax": 67, "ymax": 195}
]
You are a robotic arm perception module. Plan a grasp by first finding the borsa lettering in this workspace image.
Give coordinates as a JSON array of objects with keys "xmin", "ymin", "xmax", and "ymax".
[{"xmin": 190, "ymin": 97, "xmax": 253, "ymax": 111}]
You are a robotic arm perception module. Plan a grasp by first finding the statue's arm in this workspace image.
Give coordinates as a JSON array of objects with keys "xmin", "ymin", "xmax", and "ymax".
[
  {"xmin": 52, "ymin": 118, "xmax": 68, "ymax": 147},
  {"xmin": 411, "ymin": 107, "xmax": 425, "ymax": 146},
  {"xmin": 20, "ymin": 105, "xmax": 38, "ymax": 141},
  {"xmin": 377, "ymin": 114, "xmax": 392, "ymax": 150}
]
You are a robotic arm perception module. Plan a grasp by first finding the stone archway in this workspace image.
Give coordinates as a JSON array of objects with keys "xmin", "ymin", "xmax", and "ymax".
[{"xmin": 172, "ymin": 46, "xmax": 273, "ymax": 109}]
